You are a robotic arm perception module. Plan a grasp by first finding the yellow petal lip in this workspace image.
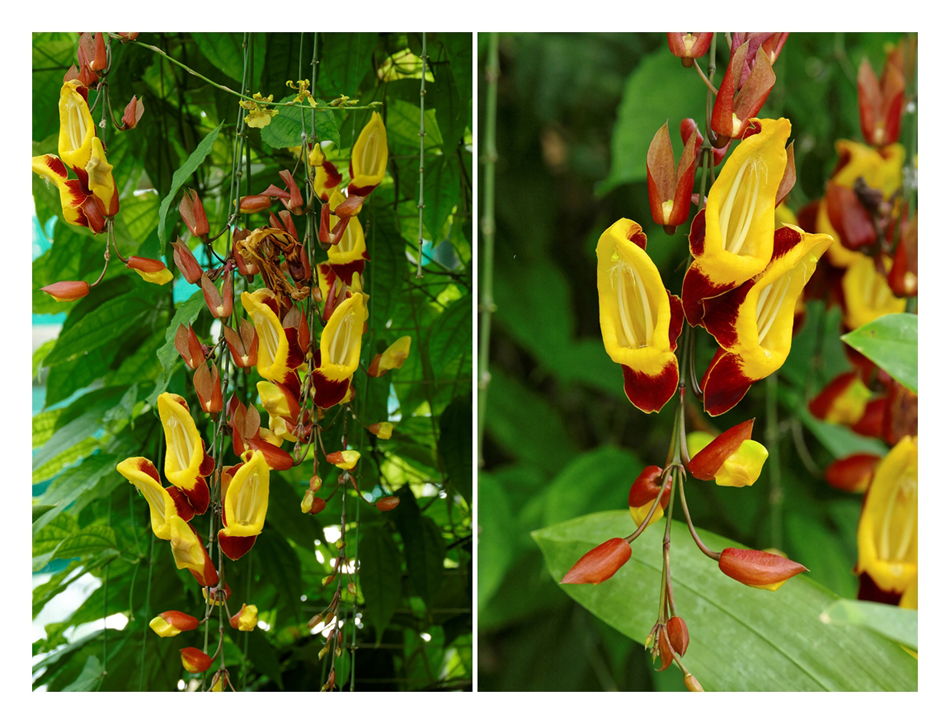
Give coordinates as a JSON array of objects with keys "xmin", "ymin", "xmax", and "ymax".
[
  {"xmin": 157, "ymin": 393, "xmax": 204, "ymax": 489},
  {"xmin": 168, "ymin": 516, "xmax": 205, "ymax": 573},
  {"xmin": 242, "ymin": 289, "xmax": 290, "ymax": 383},
  {"xmin": 857, "ymin": 436, "xmax": 917, "ymax": 593},
  {"xmin": 320, "ymin": 294, "xmax": 367, "ymax": 382},
  {"xmin": 595, "ymin": 218, "xmax": 674, "ymax": 378},
  {"xmin": 380, "ymin": 337, "xmax": 411, "ymax": 371},
  {"xmin": 223, "ymin": 450, "xmax": 270, "ymax": 538},
  {"xmin": 117, "ymin": 456, "xmax": 176, "ymax": 540},
  {"xmin": 350, "ymin": 111, "xmax": 389, "ymax": 190},
  {"xmin": 841, "ymin": 255, "xmax": 906, "ymax": 331},
  {"xmin": 728, "ymin": 227, "xmax": 832, "ymax": 380},
  {"xmin": 700, "ymin": 118, "xmax": 791, "ymax": 286},
  {"xmin": 58, "ymin": 80, "xmax": 95, "ymax": 170}
]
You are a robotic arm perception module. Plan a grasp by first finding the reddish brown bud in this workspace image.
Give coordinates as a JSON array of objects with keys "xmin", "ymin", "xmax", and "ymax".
[
  {"xmin": 684, "ymin": 674, "xmax": 704, "ymax": 692},
  {"xmin": 628, "ymin": 465, "xmax": 672, "ymax": 509},
  {"xmin": 667, "ymin": 33, "xmax": 713, "ymax": 61},
  {"xmin": 888, "ymin": 214, "xmax": 918, "ymax": 297},
  {"xmin": 561, "ymin": 538, "xmax": 632, "ymax": 585},
  {"xmin": 718, "ymin": 548, "xmax": 807, "ymax": 591},
  {"xmin": 194, "ymin": 362, "xmax": 223, "ymax": 415},
  {"xmin": 657, "ymin": 628, "xmax": 674, "ymax": 671},
  {"xmin": 825, "ymin": 454, "xmax": 880, "ymax": 493},
  {"xmin": 223, "ymin": 319, "xmax": 258, "ymax": 368},
  {"xmin": 180, "ymin": 647, "xmax": 213, "ymax": 674},
  {"xmin": 857, "ymin": 55, "xmax": 905, "ymax": 148},
  {"xmin": 40, "ymin": 280, "xmax": 89, "ymax": 302},
  {"xmin": 278, "ymin": 170, "xmax": 305, "ymax": 214},
  {"xmin": 667, "ymin": 616, "xmax": 689, "ymax": 657},
  {"xmin": 333, "ymin": 194, "xmax": 365, "ymax": 219},
  {"xmin": 179, "ymin": 189, "xmax": 210, "ymax": 238},
  {"xmin": 687, "ymin": 419, "xmax": 755, "ymax": 480},
  {"xmin": 200, "ymin": 272, "xmax": 233, "ymax": 319},
  {"xmin": 239, "ymin": 194, "xmax": 272, "ymax": 213},
  {"xmin": 171, "ymin": 238, "xmax": 203, "ymax": 284},
  {"xmin": 121, "ymin": 95, "xmax": 145, "ymax": 129},
  {"xmin": 647, "ymin": 121, "xmax": 700, "ymax": 229},
  {"xmin": 375, "ymin": 496, "xmax": 400, "ymax": 511},
  {"xmin": 174, "ymin": 324, "xmax": 206, "ymax": 370}
]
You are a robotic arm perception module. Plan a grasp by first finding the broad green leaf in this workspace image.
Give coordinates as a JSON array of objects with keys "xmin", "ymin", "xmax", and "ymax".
[
  {"xmin": 156, "ymin": 121, "xmax": 224, "ymax": 253},
  {"xmin": 427, "ymin": 294, "xmax": 470, "ymax": 375},
  {"xmin": 34, "ymin": 454, "xmax": 121, "ymax": 534},
  {"xmin": 156, "ymin": 289, "xmax": 207, "ymax": 376},
  {"xmin": 421, "ymin": 154, "xmax": 459, "ymax": 240},
  {"xmin": 34, "ymin": 525, "xmax": 118, "ymax": 571},
  {"xmin": 359, "ymin": 525, "xmax": 403, "ymax": 642},
  {"xmin": 31, "ymin": 387, "xmax": 126, "ymax": 471},
  {"xmin": 541, "ymin": 446, "xmax": 641, "ymax": 527},
  {"xmin": 403, "ymin": 516, "xmax": 446, "ymax": 607},
  {"xmin": 820, "ymin": 599, "xmax": 917, "ymax": 650},
  {"xmin": 244, "ymin": 630, "xmax": 284, "ymax": 690},
  {"xmin": 192, "ymin": 32, "xmax": 264, "ymax": 89},
  {"xmin": 385, "ymin": 99, "xmax": 444, "ymax": 151},
  {"xmin": 44, "ymin": 293, "xmax": 154, "ymax": 367},
  {"xmin": 61, "ymin": 655, "xmax": 103, "ymax": 692},
  {"xmin": 259, "ymin": 94, "xmax": 340, "ymax": 149},
  {"xmin": 32, "ymin": 338, "xmax": 56, "ymax": 380},
  {"xmin": 484, "ymin": 368, "xmax": 578, "ymax": 476},
  {"xmin": 438, "ymin": 396, "xmax": 472, "ymax": 505},
  {"xmin": 32, "ymin": 437, "xmax": 99, "ymax": 486},
  {"xmin": 598, "ymin": 49, "xmax": 704, "ymax": 195},
  {"xmin": 477, "ymin": 472, "xmax": 514, "ymax": 610},
  {"xmin": 318, "ymin": 33, "xmax": 377, "ymax": 96},
  {"xmin": 533, "ymin": 511, "xmax": 916, "ymax": 691},
  {"xmin": 841, "ymin": 313, "xmax": 917, "ymax": 393}
]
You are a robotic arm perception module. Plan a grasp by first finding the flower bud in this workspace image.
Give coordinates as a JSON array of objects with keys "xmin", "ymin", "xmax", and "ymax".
[
  {"xmin": 347, "ymin": 582, "xmax": 357, "ymax": 596},
  {"xmin": 657, "ymin": 627, "xmax": 674, "ymax": 671},
  {"xmin": 561, "ymin": 538, "xmax": 632, "ymax": 585},
  {"xmin": 229, "ymin": 603, "xmax": 258, "ymax": 632},
  {"xmin": 687, "ymin": 420, "xmax": 768, "ymax": 488},
  {"xmin": 127, "ymin": 256, "xmax": 173, "ymax": 285},
  {"xmin": 628, "ymin": 465, "xmax": 672, "ymax": 528},
  {"xmin": 179, "ymin": 189, "xmax": 210, "ymax": 238},
  {"xmin": 326, "ymin": 450, "xmax": 360, "ymax": 470},
  {"xmin": 718, "ymin": 547, "xmax": 807, "ymax": 591},
  {"xmin": 41, "ymin": 280, "xmax": 89, "ymax": 302},
  {"xmin": 210, "ymin": 669, "xmax": 229, "ymax": 692},
  {"xmin": 194, "ymin": 361, "xmax": 223, "ymax": 414},
  {"xmin": 376, "ymin": 496, "xmax": 399, "ymax": 511},
  {"xmin": 180, "ymin": 646, "xmax": 213, "ymax": 674},
  {"xmin": 239, "ymin": 194, "xmax": 272, "ymax": 213},
  {"xmin": 809, "ymin": 371, "xmax": 872, "ymax": 426},
  {"xmin": 684, "ymin": 674, "xmax": 704, "ymax": 692},
  {"xmin": 121, "ymin": 95, "xmax": 145, "ymax": 129},
  {"xmin": 201, "ymin": 272, "xmax": 233, "ymax": 319},
  {"xmin": 148, "ymin": 610, "xmax": 199, "ymax": 638},
  {"xmin": 171, "ymin": 238, "xmax": 203, "ymax": 284},
  {"xmin": 367, "ymin": 337, "xmax": 412, "ymax": 377},
  {"xmin": 667, "ymin": 616, "xmax": 689, "ymax": 656},
  {"xmin": 666, "ymin": 33, "xmax": 713, "ymax": 65},
  {"xmin": 174, "ymin": 324, "xmax": 206, "ymax": 370},
  {"xmin": 824, "ymin": 453, "xmax": 880, "ymax": 493},
  {"xmin": 368, "ymin": 422, "xmax": 394, "ymax": 439}
]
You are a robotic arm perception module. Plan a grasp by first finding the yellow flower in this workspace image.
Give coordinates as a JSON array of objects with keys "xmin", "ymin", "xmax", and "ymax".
[
  {"xmin": 841, "ymin": 255, "xmax": 906, "ymax": 330},
  {"xmin": 596, "ymin": 219, "xmax": 683, "ymax": 413},
  {"xmin": 158, "ymin": 393, "xmax": 210, "ymax": 514},
  {"xmin": 117, "ymin": 457, "xmax": 177, "ymax": 540},
  {"xmin": 222, "ymin": 451, "xmax": 270, "ymax": 539},
  {"xmin": 319, "ymin": 294, "xmax": 367, "ymax": 383},
  {"xmin": 242, "ymin": 289, "xmax": 292, "ymax": 384},
  {"xmin": 58, "ymin": 80, "xmax": 95, "ymax": 170},
  {"xmin": 857, "ymin": 436, "xmax": 917, "ymax": 594},
  {"xmin": 348, "ymin": 112, "xmax": 388, "ymax": 194}
]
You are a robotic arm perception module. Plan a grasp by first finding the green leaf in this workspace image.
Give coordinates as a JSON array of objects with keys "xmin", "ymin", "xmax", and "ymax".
[
  {"xmin": 598, "ymin": 49, "xmax": 705, "ymax": 195},
  {"xmin": 359, "ymin": 525, "xmax": 403, "ymax": 642},
  {"xmin": 156, "ymin": 121, "xmax": 224, "ymax": 253},
  {"xmin": 427, "ymin": 294, "xmax": 471, "ymax": 375},
  {"xmin": 259, "ymin": 95, "xmax": 340, "ymax": 149},
  {"xmin": 438, "ymin": 396, "xmax": 472, "ymax": 505},
  {"xmin": 32, "ymin": 387, "xmax": 126, "ymax": 471},
  {"xmin": 156, "ymin": 290, "xmax": 207, "ymax": 376},
  {"xmin": 422, "ymin": 155, "xmax": 459, "ymax": 240},
  {"xmin": 841, "ymin": 313, "xmax": 917, "ymax": 393},
  {"xmin": 318, "ymin": 33, "xmax": 377, "ymax": 96},
  {"xmin": 44, "ymin": 292, "xmax": 155, "ymax": 367},
  {"xmin": 820, "ymin": 599, "xmax": 917, "ymax": 651},
  {"xmin": 34, "ymin": 525, "xmax": 118, "ymax": 571},
  {"xmin": 61, "ymin": 655, "xmax": 103, "ymax": 692},
  {"xmin": 477, "ymin": 472, "xmax": 514, "ymax": 611},
  {"xmin": 533, "ymin": 511, "xmax": 916, "ymax": 691},
  {"xmin": 243, "ymin": 630, "xmax": 284, "ymax": 690},
  {"xmin": 192, "ymin": 32, "xmax": 264, "ymax": 89},
  {"xmin": 32, "ymin": 338, "xmax": 56, "ymax": 380},
  {"xmin": 404, "ymin": 516, "xmax": 446, "ymax": 607}
]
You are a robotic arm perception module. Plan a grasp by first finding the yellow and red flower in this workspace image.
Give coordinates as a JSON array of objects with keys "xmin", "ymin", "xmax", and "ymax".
[
  {"xmin": 117, "ymin": 456, "xmax": 193, "ymax": 539},
  {"xmin": 158, "ymin": 393, "xmax": 212, "ymax": 514},
  {"xmin": 681, "ymin": 118, "xmax": 792, "ymax": 326},
  {"xmin": 219, "ymin": 450, "xmax": 271, "ymax": 561},
  {"xmin": 595, "ymin": 219, "xmax": 684, "ymax": 414},
  {"xmin": 628, "ymin": 465, "xmax": 672, "ymax": 528},
  {"xmin": 348, "ymin": 111, "xmax": 388, "ymax": 196},
  {"xmin": 686, "ymin": 419, "xmax": 768, "ymax": 487},
  {"xmin": 698, "ymin": 225, "xmax": 832, "ymax": 415},
  {"xmin": 856, "ymin": 435, "xmax": 917, "ymax": 595},
  {"xmin": 311, "ymin": 294, "xmax": 367, "ymax": 409},
  {"xmin": 149, "ymin": 610, "xmax": 199, "ymax": 638}
]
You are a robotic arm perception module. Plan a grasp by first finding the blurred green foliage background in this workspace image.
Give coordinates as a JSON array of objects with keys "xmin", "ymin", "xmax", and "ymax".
[{"xmin": 477, "ymin": 32, "xmax": 908, "ymax": 692}]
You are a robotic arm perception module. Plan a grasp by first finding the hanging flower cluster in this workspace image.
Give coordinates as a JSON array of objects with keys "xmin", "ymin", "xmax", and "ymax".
[
  {"xmin": 33, "ymin": 32, "xmax": 174, "ymax": 304},
  {"xmin": 561, "ymin": 33, "xmax": 845, "ymax": 691},
  {"xmin": 117, "ymin": 93, "xmax": 409, "ymax": 689}
]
